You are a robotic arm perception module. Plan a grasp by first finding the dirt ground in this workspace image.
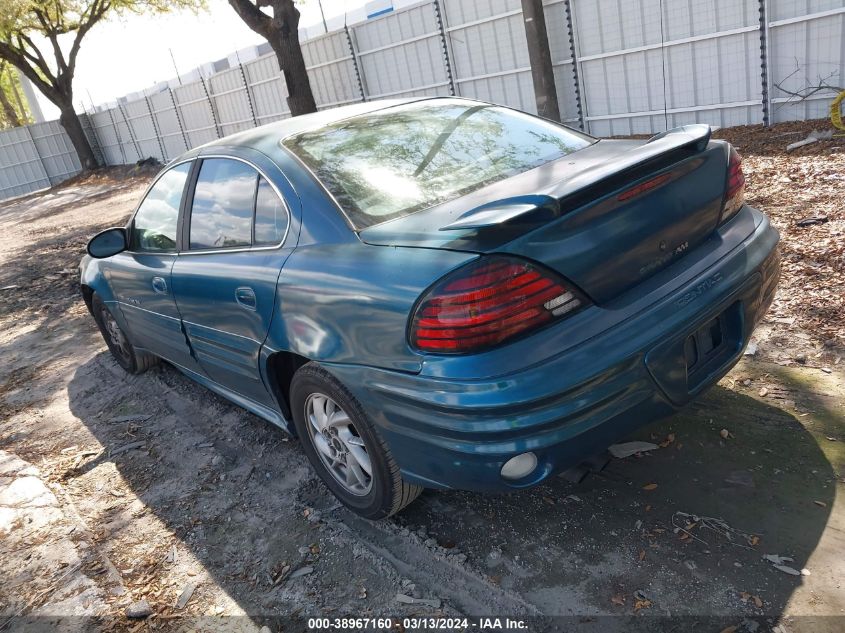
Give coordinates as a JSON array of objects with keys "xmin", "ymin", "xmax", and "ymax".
[{"xmin": 0, "ymin": 122, "xmax": 843, "ymax": 633}]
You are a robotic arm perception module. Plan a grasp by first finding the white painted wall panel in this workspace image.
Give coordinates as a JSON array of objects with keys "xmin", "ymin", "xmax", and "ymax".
[
  {"xmin": 303, "ymin": 31, "xmax": 363, "ymax": 107},
  {"xmin": 148, "ymin": 91, "xmax": 188, "ymax": 161},
  {"xmin": 28, "ymin": 120, "xmax": 81, "ymax": 184},
  {"xmin": 122, "ymin": 98, "xmax": 163, "ymax": 161},
  {"xmin": 244, "ymin": 54, "xmax": 291, "ymax": 124},
  {"xmin": 768, "ymin": 3, "xmax": 845, "ymax": 123},
  {"xmin": 444, "ymin": 0, "xmax": 536, "ymax": 112},
  {"xmin": 770, "ymin": 0, "xmax": 844, "ymax": 21},
  {"xmin": 209, "ymin": 67, "xmax": 255, "ymax": 137},
  {"xmin": 89, "ymin": 110, "xmax": 124, "ymax": 165},
  {"xmin": 575, "ymin": 0, "xmax": 765, "ymax": 133},
  {"xmin": 0, "ymin": 127, "xmax": 50, "ymax": 199},
  {"xmin": 172, "ymin": 81, "xmax": 219, "ymax": 148},
  {"xmin": 353, "ymin": 2, "xmax": 450, "ymax": 99},
  {"xmin": 461, "ymin": 72, "xmax": 536, "ymax": 112},
  {"xmin": 112, "ymin": 105, "xmax": 141, "ymax": 164}
]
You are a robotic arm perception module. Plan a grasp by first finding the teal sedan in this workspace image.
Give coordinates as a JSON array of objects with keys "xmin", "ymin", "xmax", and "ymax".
[{"xmin": 80, "ymin": 98, "xmax": 780, "ymax": 519}]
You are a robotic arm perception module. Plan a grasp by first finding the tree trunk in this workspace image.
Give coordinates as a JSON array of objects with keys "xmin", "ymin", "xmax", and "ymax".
[
  {"xmin": 271, "ymin": 3, "xmax": 317, "ymax": 117},
  {"xmin": 57, "ymin": 101, "xmax": 98, "ymax": 170},
  {"xmin": 226, "ymin": 0, "xmax": 317, "ymax": 117},
  {"xmin": 277, "ymin": 47, "xmax": 317, "ymax": 116},
  {"xmin": 521, "ymin": 0, "xmax": 561, "ymax": 121}
]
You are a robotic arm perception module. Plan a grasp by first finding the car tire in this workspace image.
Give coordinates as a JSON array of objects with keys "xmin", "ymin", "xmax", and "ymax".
[
  {"xmin": 290, "ymin": 362, "xmax": 422, "ymax": 519},
  {"xmin": 91, "ymin": 293, "xmax": 158, "ymax": 375}
]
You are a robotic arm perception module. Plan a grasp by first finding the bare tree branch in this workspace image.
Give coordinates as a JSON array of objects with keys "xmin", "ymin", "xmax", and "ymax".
[
  {"xmin": 34, "ymin": 10, "xmax": 70, "ymax": 75},
  {"xmin": 228, "ymin": 0, "xmax": 273, "ymax": 39},
  {"xmin": 774, "ymin": 60, "xmax": 843, "ymax": 109}
]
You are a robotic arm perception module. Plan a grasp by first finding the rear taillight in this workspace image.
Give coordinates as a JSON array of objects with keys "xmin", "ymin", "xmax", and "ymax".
[
  {"xmin": 720, "ymin": 145, "xmax": 745, "ymax": 224},
  {"xmin": 409, "ymin": 256, "xmax": 586, "ymax": 354}
]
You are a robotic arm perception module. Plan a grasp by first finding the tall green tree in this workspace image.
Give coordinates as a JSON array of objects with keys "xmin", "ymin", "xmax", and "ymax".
[
  {"xmin": 0, "ymin": 0, "xmax": 203, "ymax": 169},
  {"xmin": 227, "ymin": 0, "xmax": 317, "ymax": 117}
]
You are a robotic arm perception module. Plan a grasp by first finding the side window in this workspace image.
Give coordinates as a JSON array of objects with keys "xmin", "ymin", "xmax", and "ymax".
[
  {"xmin": 190, "ymin": 158, "xmax": 257, "ymax": 250},
  {"xmin": 254, "ymin": 176, "xmax": 289, "ymax": 246},
  {"xmin": 131, "ymin": 162, "xmax": 191, "ymax": 252}
]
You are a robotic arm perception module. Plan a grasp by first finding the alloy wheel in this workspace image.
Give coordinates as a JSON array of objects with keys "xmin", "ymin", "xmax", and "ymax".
[{"xmin": 305, "ymin": 393, "xmax": 373, "ymax": 496}]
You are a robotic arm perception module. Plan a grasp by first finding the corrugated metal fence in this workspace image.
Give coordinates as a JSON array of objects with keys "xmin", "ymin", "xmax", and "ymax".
[{"xmin": 1, "ymin": 0, "xmax": 842, "ymax": 200}]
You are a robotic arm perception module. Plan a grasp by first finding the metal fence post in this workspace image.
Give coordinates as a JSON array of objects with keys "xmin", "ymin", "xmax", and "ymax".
[
  {"xmin": 433, "ymin": 0, "xmax": 456, "ymax": 96},
  {"xmin": 345, "ymin": 25, "xmax": 367, "ymax": 101},
  {"xmin": 199, "ymin": 75, "xmax": 222, "ymax": 138},
  {"xmin": 168, "ymin": 87, "xmax": 190, "ymax": 151},
  {"xmin": 80, "ymin": 111, "xmax": 106, "ymax": 167},
  {"xmin": 106, "ymin": 107, "xmax": 127, "ymax": 165},
  {"xmin": 566, "ymin": 0, "xmax": 588, "ymax": 132},
  {"xmin": 22, "ymin": 123, "xmax": 51, "ymax": 185},
  {"xmin": 759, "ymin": 0, "xmax": 772, "ymax": 126},
  {"xmin": 238, "ymin": 63, "xmax": 259, "ymax": 127},
  {"xmin": 117, "ymin": 101, "xmax": 142, "ymax": 160},
  {"xmin": 144, "ymin": 96, "xmax": 167, "ymax": 162}
]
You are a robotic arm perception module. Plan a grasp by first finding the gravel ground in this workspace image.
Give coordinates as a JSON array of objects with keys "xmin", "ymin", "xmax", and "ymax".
[{"xmin": 0, "ymin": 122, "xmax": 843, "ymax": 632}]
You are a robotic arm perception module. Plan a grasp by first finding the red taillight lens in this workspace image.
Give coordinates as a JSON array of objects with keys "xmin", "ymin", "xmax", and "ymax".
[
  {"xmin": 409, "ymin": 256, "xmax": 586, "ymax": 354},
  {"xmin": 721, "ymin": 145, "xmax": 745, "ymax": 224}
]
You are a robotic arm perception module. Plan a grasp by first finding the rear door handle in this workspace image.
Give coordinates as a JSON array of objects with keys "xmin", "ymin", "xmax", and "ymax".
[
  {"xmin": 235, "ymin": 287, "xmax": 257, "ymax": 310},
  {"xmin": 151, "ymin": 276, "xmax": 167, "ymax": 294}
]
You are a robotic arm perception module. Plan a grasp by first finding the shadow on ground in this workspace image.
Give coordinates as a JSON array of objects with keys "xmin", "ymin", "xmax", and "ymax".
[{"xmin": 60, "ymin": 350, "xmax": 840, "ymax": 632}]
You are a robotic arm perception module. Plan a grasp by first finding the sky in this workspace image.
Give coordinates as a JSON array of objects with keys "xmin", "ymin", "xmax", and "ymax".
[{"xmin": 31, "ymin": 0, "xmax": 369, "ymax": 119}]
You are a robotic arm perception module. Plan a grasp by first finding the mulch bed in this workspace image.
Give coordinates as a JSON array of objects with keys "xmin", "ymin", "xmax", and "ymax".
[{"xmin": 715, "ymin": 120, "xmax": 844, "ymax": 352}]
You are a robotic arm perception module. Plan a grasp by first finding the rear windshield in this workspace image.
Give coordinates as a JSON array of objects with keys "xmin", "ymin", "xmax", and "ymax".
[{"xmin": 282, "ymin": 100, "xmax": 593, "ymax": 229}]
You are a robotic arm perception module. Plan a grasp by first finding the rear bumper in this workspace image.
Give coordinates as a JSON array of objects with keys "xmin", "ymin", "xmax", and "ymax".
[{"xmin": 326, "ymin": 206, "xmax": 780, "ymax": 492}]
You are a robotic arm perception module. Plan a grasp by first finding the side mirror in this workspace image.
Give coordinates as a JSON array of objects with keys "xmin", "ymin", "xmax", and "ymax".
[{"xmin": 87, "ymin": 227, "xmax": 128, "ymax": 259}]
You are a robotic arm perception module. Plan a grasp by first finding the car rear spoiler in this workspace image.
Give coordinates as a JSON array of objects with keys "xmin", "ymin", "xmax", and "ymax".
[{"xmin": 439, "ymin": 124, "xmax": 712, "ymax": 231}]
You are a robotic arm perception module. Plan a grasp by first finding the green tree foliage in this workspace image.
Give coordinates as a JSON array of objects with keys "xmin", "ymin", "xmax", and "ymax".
[
  {"xmin": 0, "ymin": 0, "xmax": 204, "ymax": 169},
  {"xmin": 0, "ymin": 60, "xmax": 30, "ymax": 129}
]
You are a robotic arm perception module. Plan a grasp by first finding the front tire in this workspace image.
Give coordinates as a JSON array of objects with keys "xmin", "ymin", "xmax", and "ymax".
[
  {"xmin": 91, "ymin": 293, "xmax": 158, "ymax": 375},
  {"xmin": 290, "ymin": 363, "xmax": 422, "ymax": 519}
]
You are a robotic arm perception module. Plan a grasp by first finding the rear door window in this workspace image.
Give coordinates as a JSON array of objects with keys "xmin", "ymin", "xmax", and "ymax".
[
  {"xmin": 189, "ymin": 158, "xmax": 258, "ymax": 250},
  {"xmin": 131, "ymin": 162, "xmax": 191, "ymax": 252}
]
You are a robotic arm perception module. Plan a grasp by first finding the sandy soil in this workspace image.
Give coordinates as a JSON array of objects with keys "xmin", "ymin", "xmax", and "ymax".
[{"xmin": 0, "ymin": 123, "xmax": 843, "ymax": 632}]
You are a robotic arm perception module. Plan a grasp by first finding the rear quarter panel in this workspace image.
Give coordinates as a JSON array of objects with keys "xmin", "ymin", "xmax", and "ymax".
[
  {"xmin": 262, "ymin": 143, "xmax": 479, "ymax": 374},
  {"xmin": 264, "ymin": 241, "xmax": 476, "ymax": 373}
]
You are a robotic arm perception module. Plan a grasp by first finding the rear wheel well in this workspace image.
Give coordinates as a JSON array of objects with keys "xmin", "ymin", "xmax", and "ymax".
[{"xmin": 266, "ymin": 351, "xmax": 310, "ymax": 427}]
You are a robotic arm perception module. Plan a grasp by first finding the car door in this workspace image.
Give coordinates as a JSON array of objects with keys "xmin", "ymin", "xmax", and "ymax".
[
  {"xmin": 105, "ymin": 160, "xmax": 205, "ymax": 375},
  {"xmin": 170, "ymin": 152, "xmax": 297, "ymax": 407}
]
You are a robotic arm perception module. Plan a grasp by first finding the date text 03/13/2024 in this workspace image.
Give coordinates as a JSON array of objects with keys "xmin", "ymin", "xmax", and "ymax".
[{"xmin": 306, "ymin": 617, "xmax": 528, "ymax": 630}]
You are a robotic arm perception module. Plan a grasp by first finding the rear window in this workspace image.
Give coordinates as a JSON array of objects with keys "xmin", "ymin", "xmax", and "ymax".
[{"xmin": 282, "ymin": 100, "xmax": 593, "ymax": 229}]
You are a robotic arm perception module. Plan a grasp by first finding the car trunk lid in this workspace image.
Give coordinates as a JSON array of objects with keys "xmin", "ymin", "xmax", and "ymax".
[{"xmin": 359, "ymin": 125, "xmax": 730, "ymax": 304}]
